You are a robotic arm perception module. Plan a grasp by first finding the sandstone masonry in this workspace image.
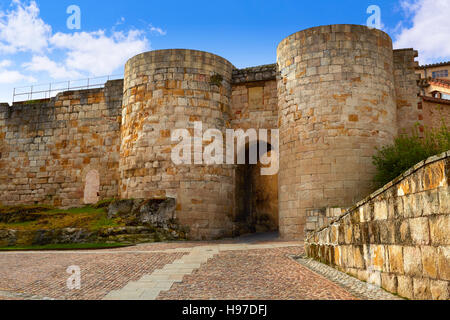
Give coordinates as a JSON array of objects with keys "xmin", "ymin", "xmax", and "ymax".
[
  {"xmin": 0, "ymin": 80, "xmax": 122, "ymax": 208},
  {"xmin": 305, "ymin": 152, "xmax": 450, "ymax": 300},
  {"xmin": 0, "ymin": 24, "xmax": 446, "ymax": 240}
]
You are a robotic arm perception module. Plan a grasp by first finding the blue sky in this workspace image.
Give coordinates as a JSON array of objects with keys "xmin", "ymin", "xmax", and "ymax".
[{"xmin": 0, "ymin": 0, "xmax": 449, "ymax": 103}]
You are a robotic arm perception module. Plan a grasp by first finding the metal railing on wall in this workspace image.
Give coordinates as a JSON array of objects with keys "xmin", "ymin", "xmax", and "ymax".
[{"xmin": 12, "ymin": 74, "xmax": 123, "ymax": 103}]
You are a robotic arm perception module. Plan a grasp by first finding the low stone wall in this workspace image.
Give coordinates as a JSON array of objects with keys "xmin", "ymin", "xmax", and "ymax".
[
  {"xmin": 305, "ymin": 208, "xmax": 347, "ymax": 234},
  {"xmin": 305, "ymin": 152, "xmax": 450, "ymax": 300}
]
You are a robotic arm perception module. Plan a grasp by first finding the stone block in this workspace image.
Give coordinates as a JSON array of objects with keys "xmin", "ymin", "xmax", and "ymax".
[
  {"xmin": 346, "ymin": 245, "xmax": 355, "ymax": 268},
  {"xmin": 413, "ymin": 278, "xmax": 431, "ymax": 300},
  {"xmin": 330, "ymin": 225, "xmax": 339, "ymax": 244},
  {"xmin": 397, "ymin": 275, "xmax": 414, "ymax": 300},
  {"xmin": 379, "ymin": 220, "xmax": 395, "ymax": 244},
  {"xmin": 381, "ymin": 273, "xmax": 398, "ymax": 294},
  {"xmin": 430, "ymin": 280, "xmax": 449, "ymax": 300},
  {"xmin": 438, "ymin": 187, "xmax": 449, "ymax": 214},
  {"xmin": 353, "ymin": 246, "xmax": 365, "ymax": 269},
  {"xmin": 344, "ymin": 224, "xmax": 353, "ymax": 244},
  {"xmin": 421, "ymin": 246, "xmax": 438, "ymax": 278},
  {"xmin": 395, "ymin": 220, "xmax": 412, "ymax": 245},
  {"xmin": 429, "ymin": 215, "xmax": 449, "ymax": 246},
  {"xmin": 370, "ymin": 245, "xmax": 386, "ymax": 272},
  {"xmin": 388, "ymin": 245, "xmax": 404, "ymax": 274},
  {"xmin": 357, "ymin": 269, "xmax": 369, "ymax": 282},
  {"xmin": 409, "ymin": 217, "xmax": 430, "ymax": 245},
  {"xmin": 333, "ymin": 246, "xmax": 342, "ymax": 266},
  {"xmin": 374, "ymin": 201, "xmax": 388, "ymax": 220},
  {"xmin": 422, "ymin": 190, "xmax": 439, "ymax": 216},
  {"xmin": 403, "ymin": 247, "xmax": 423, "ymax": 277},
  {"xmin": 367, "ymin": 271, "xmax": 382, "ymax": 287},
  {"xmin": 437, "ymin": 246, "xmax": 450, "ymax": 281}
]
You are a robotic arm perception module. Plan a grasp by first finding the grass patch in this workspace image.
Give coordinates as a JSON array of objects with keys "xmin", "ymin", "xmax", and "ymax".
[
  {"xmin": 0, "ymin": 243, "xmax": 131, "ymax": 251},
  {"xmin": 0, "ymin": 204, "xmax": 55, "ymax": 214},
  {"xmin": 90, "ymin": 215, "xmax": 120, "ymax": 231},
  {"xmin": 44, "ymin": 206, "xmax": 104, "ymax": 215},
  {"xmin": 92, "ymin": 198, "xmax": 116, "ymax": 209},
  {"xmin": 0, "ymin": 204, "xmax": 125, "ymax": 232}
]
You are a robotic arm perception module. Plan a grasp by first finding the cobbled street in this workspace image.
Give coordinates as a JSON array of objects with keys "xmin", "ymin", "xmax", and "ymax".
[{"xmin": 0, "ymin": 234, "xmax": 391, "ymax": 300}]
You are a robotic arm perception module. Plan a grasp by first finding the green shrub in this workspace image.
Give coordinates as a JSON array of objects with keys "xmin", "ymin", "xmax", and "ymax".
[
  {"xmin": 93, "ymin": 198, "xmax": 116, "ymax": 209},
  {"xmin": 372, "ymin": 122, "xmax": 450, "ymax": 189},
  {"xmin": 209, "ymin": 74, "xmax": 223, "ymax": 87}
]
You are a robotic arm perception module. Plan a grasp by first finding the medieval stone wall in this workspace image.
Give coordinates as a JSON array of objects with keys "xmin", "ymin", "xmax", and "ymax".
[
  {"xmin": 230, "ymin": 68, "xmax": 279, "ymax": 234},
  {"xmin": 277, "ymin": 24, "xmax": 398, "ymax": 239},
  {"xmin": 393, "ymin": 49, "xmax": 423, "ymax": 134},
  {"xmin": 0, "ymin": 80, "xmax": 122, "ymax": 208},
  {"xmin": 230, "ymin": 78, "xmax": 278, "ymax": 130},
  {"xmin": 305, "ymin": 152, "xmax": 450, "ymax": 300},
  {"xmin": 422, "ymin": 97, "xmax": 450, "ymax": 129},
  {"xmin": 120, "ymin": 49, "xmax": 235, "ymax": 240},
  {"xmin": 0, "ymin": 24, "xmax": 447, "ymax": 241}
]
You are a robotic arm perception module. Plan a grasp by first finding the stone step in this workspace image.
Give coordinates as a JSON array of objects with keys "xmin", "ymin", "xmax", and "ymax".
[
  {"xmin": 140, "ymin": 274, "xmax": 171, "ymax": 280},
  {"xmin": 160, "ymin": 267, "xmax": 197, "ymax": 273},
  {"xmin": 141, "ymin": 274, "xmax": 185, "ymax": 282},
  {"xmin": 124, "ymin": 281, "xmax": 174, "ymax": 291},
  {"xmin": 167, "ymin": 263, "xmax": 202, "ymax": 268},
  {"xmin": 138, "ymin": 289, "xmax": 162, "ymax": 300},
  {"xmin": 103, "ymin": 247, "xmax": 221, "ymax": 301},
  {"xmin": 103, "ymin": 288, "xmax": 146, "ymax": 300}
]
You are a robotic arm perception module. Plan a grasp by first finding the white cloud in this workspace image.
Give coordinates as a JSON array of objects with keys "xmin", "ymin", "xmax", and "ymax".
[
  {"xmin": 115, "ymin": 17, "xmax": 126, "ymax": 26},
  {"xmin": 0, "ymin": 60, "xmax": 12, "ymax": 68},
  {"xmin": 22, "ymin": 55, "xmax": 81, "ymax": 79},
  {"xmin": 0, "ymin": 0, "xmax": 51, "ymax": 54},
  {"xmin": 149, "ymin": 25, "xmax": 167, "ymax": 36},
  {"xmin": 399, "ymin": 0, "xmax": 422, "ymax": 17},
  {"xmin": 0, "ymin": 59, "xmax": 35, "ymax": 84},
  {"xmin": 394, "ymin": 0, "xmax": 450, "ymax": 64},
  {"xmin": 0, "ymin": 0, "xmax": 155, "ymax": 80},
  {"xmin": 0, "ymin": 70, "xmax": 35, "ymax": 84},
  {"xmin": 50, "ymin": 30, "xmax": 149, "ymax": 75}
]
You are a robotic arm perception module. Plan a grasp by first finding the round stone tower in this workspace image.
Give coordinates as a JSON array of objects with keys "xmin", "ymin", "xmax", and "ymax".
[
  {"xmin": 120, "ymin": 49, "xmax": 235, "ymax": 240},
  {"xmin": 277, "ymin": 25, "xmax": 397, "ymax": 239}
]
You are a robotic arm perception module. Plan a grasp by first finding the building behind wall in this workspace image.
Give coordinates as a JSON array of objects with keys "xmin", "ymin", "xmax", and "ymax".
[
  {"xmin": 416, "ymin": 62, "xmax": 450, "ymax": 129},
  {"xmin": 0, "ymin": 24, "xmax": 448, "ymax": 240},
  {"xmin": 416, "ymin": 61, "xmax": 450, "ymax": 80}
]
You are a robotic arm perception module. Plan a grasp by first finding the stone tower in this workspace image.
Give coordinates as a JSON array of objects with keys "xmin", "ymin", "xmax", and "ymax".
[
  {"xmin": 0, "ymin": 25, "xmax": 424, "ymax": 241},
  {"xmin": 277, "ymin": 25, "xmax": 398, "ymax": 239},
  {"xmin": 120, "ymin": 49, "xmax": 236, "ymax": 240}
]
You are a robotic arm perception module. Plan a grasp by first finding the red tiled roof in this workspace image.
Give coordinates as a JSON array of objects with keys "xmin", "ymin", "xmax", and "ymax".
[
  {"xmin": 428, "ymin": 78, "xmax": 450, "ymax": 88},
  {"xmin": 421, "ymin": 95, "xmax": 450, "ymax": 105},
  {"xmin": 416, "ymin": 61, "xmax": 450, "ymax": 69}
]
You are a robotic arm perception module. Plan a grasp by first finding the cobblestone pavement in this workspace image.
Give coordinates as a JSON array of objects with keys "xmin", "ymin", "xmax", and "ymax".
[
  {"xmin": 0, "ymin": 235, "xmax": 368, "ymax": 300},
  {"xmin": 294, "ymin": 256, "xmax": 403, "ymax": 300},
  {"xmin": 0, "ymin": 250, "xmax": 186, "ymax": 300},
  {"xmin": 157, "ymin": 246, "xmax": 356, "ymax": 300}
]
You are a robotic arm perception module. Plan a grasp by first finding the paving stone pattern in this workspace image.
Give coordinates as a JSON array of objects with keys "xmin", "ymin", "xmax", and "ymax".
[
  {"xmin": 294, "ymin": 255, "xmax": 403, "ymax": 300},
  {"xmin": 0, "ymin": 239, "xmax": 363, "ymax": 301}
]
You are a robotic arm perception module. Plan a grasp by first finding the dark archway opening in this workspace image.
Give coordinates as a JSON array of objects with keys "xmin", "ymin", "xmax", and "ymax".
[{"xmin": 234, "ymin": 142, "xmax": 279, "ymax": 236}]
